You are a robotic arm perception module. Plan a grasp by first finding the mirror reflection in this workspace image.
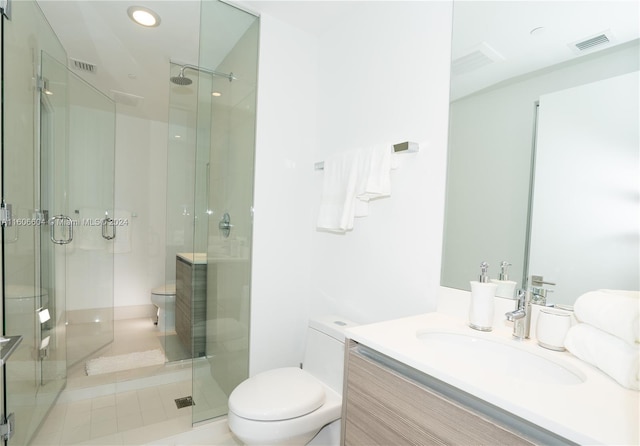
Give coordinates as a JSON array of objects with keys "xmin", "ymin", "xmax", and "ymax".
[{"xmin": 441, "ymin": 1, "xmax": 639, "ymax": 305}]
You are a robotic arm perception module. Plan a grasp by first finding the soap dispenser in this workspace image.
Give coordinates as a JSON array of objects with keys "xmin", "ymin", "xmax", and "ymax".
[
  {"xmin": 491, "ymin": 261, "xmax": 517, "ymax": 299},
  {"xmin": 469, "ymin": 261, "xmax": 498, "ymax": 331}
]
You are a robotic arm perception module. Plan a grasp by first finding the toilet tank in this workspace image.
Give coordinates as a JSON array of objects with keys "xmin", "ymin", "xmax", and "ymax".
[{"xmin": 303, "ymin": 315, "xmax": 358, "ymax": 395}]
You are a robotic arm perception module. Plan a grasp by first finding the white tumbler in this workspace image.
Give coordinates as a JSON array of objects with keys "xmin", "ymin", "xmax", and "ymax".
[{"xmin": 536, "ymin": 307, "xmax": 572, "ymax": 351}]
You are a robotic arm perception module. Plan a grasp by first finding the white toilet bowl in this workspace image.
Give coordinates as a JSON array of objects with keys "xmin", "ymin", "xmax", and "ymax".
[
  {"xmin": 227, "ymin": 316, "xmax": 357, "ymax": 446},
  {"xmin": 150, "ymin": 284, "xmax": 176, "ymax": 332}
]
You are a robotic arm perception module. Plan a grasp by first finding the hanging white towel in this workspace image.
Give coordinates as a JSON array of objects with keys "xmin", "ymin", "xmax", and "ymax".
[
  {"xmin": 573, "ymin": 289, "xmax": 640, "ymax": 345},
  {"xmin": 354, "ymin": 144, "xmax": 394, "ymax": 217},
  {"xmin": 358, "ymin": 145, "xmax": 393, "ymax": 201},
  {"xmin": 317, "ymin": 145, "xmax": 396, "ymax": 232},
  {"xmin": 316, "ymin": 149, "xmax": 363, "ymax": 232},
  {"xmin": 565, "ymin": 323, "xmax": 639, "ymax": 390}
]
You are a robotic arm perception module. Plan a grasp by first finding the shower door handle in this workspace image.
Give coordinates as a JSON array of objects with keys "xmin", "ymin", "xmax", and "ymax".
[
  {"xmin": 102, "ymin": 217, "xmax": 116, "ymax": 240},
  {"xmin": 50, "ymin": 215, "xmax": 73, "ymax": 245}
]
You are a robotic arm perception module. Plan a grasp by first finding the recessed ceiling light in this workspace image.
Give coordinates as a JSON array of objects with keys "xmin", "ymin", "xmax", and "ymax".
[
  {"xmin": 127, "ymin": 6, "xmax": 161, "ymax": 27},
  {"xmin": 212, "ymin": 91, "xmax": 222, "ymax": 97}
]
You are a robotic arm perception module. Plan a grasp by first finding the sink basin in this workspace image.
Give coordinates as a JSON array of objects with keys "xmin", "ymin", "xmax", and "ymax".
[{"xmin": 417, "ymin": 331, "xmax": 585, "ymax": 386}]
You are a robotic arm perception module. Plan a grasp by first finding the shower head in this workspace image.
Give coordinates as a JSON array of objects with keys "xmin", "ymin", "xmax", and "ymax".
[
  {"xmin": 170, "ymin": 63, "xmax": 236, "ymax": 86},
  {"xmin": 170, "ymin": 72, "xmax": 192, "ymax": 86}
]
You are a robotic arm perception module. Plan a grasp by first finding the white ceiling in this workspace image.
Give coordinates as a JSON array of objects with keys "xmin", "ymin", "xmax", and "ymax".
[
  {"xmin": 450, "ymin": 1, "xmax": 640, "ymax": 100},
  {"xmin": 36, "ymin": 1, "xmax": 639, "ymax": 120},
  {"xmin": 37, "ymin": 0, "xmax": 241, "ymax": 122}
]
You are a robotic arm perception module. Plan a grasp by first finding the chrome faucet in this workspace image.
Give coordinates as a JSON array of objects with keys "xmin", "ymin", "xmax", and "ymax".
[
  {"xmin": 505, "ymin": 289, "xmax": 531, "ymax": 340},
  {"xmin": 529, "ymin": 275, "xmax": 556, "ymax": 305}
]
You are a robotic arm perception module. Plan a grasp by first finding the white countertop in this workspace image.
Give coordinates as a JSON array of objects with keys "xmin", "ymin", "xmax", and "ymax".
[
  {"xmin": 177, "ymin": 252, "xmax": 208, "ymax": 265},
  {"xmin": 346, "ymin": 312, "xmax": 639, "ymax": 445}
]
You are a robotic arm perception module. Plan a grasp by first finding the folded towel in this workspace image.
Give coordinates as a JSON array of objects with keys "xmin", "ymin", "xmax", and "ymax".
[
  {"xmin": 354, "ymin": 145, "xmax": 393, "ymax": 217},
  {"xmin": 317, "ymin": 145, "xmax": 396, "ymax": 232},
  {"xmin": 573, "ymin": 289, "xmax": 640, "ymax": 344},
  {"xmin": 565, "ymin": 323, "xmax": 639, "ymax": 390},
  {"xmin": 358, "ymin": 145, "xmax": 393, "ymax": 200},
  {"xmin": 317, "ymin": 149, "xmax": 362, "ymax": 232}
]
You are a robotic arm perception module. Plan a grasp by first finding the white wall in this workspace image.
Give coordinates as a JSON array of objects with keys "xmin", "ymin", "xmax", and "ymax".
[
  {"xmin": 310, "ymin": 2, "xmax": 452, "ymax": 324},
  {"xmin": 63, "ymin": 112, "xmax": 167, "ymax": 316},
  {"xmin": 66, "ymin": 103, "xmax": 115, "ymax": 314},
  {"xmin": 113, "ymin": 114, "xmax": 168, "ymax": 314},
  {"xmin": 249, "ymin": 2, "xmax": 453, "ymax": 375},
  {"xmin": 250, "ymin": 13, "xmax": 319, "ymax": 375}
]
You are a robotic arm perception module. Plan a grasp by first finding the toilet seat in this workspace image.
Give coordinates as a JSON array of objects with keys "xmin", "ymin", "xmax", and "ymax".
[
  {"xmin": 152, "ymin": 284, "xmax": 176, "ymax": 295},
  {"xmin": 229, "ymin": 367, "xmax": 325, "ymax": 421}
]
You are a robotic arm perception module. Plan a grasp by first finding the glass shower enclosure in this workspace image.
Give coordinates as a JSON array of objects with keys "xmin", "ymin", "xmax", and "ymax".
[
  {"xmin": 1, "ymin": 1, "xmax": 258, "ymax": 442},
  {"xmin": 2, "ymin": 1, "xmax": 115, "ymax": 444},
  {"xmin": 165, "ymin": 0, "xmax": 259, "ymax": 424}
]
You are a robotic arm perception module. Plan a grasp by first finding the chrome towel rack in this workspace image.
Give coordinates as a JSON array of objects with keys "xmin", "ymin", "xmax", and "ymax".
[{"xmin": 314, "ymin": 141, "xmax": 419, "ymax": 171}]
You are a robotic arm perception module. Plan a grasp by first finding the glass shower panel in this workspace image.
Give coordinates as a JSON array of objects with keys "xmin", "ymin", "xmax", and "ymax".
[
  {"xmin": 192, "ymin": 0, "xmax": 259, "ymax": 424},
  {"xmin": 165, "ymin": 62, "xmax": 200, "ymax": 363},
  {"xmin": 64, "ymin": 72, "xmax": 116, "ymax": 368},
  {"xmin": 2, "ymin": 1, "xmax": 68, "ymax": 444},
  {"xmin": 38, "ymin": 51, "xmax": 69, "ymax": 397}
]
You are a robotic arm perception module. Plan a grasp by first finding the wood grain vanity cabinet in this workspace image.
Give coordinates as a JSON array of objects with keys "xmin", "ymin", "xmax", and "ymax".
[
  {"xmin": 175, "ymin": 256, "xmax": 207, "ymax": 357},
  {"xmin": 341, "ymin": 340, "xmax": 560, "ymax": 446}
]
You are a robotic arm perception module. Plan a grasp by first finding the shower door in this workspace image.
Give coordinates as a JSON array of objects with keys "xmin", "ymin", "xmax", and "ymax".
[
  {"xmin": 64, "ymin": 63, "xmax": 116, "ymax": 368},
  {"xmin": 1, "ymin": 1, "xmax": 70, "ymax": 443},
  {"xmin": 2, "ymin": 1, "xmax": 115, "ymax": 443},
  {"xmin": 40, "ymin": 53, "xmax": 116, "ymax": 370},
  {"xmin": 190, "ymin": 0, "xmax": 259, "ymax": 425},
  {"xmin": 165, "ymin": 0, "xmax": 258, "ymax": 426}
]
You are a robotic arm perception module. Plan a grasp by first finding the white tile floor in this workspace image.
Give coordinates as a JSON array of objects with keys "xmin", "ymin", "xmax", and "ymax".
[{"xmin": 31, "ymin": 318, "xmax": 240, "ymax": 446}]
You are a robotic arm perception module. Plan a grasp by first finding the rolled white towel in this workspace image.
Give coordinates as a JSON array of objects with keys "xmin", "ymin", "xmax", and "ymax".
[
  {"xmin": 565, "ymin": 323, "xmax": 639, "ymax": 390},
  {"xmin": 573, "ymin": 289, "xmax": 639, "ymax": 345}
]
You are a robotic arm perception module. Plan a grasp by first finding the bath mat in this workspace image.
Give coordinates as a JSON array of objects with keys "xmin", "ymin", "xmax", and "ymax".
[{"xmin": 85, "ymin": 349, "xmax": 165, "ymax": 376}]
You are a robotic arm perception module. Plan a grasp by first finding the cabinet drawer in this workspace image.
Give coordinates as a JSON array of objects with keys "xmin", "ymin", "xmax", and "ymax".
[{"xmin": 343, "ymin": 346, "xmax": 534, "ymax": 446}]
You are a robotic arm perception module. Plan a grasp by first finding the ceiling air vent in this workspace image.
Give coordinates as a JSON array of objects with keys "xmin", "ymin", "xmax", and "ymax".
[
  {"xmin": 70, "ymin": 58, "xmax": 97, "ymax": 74},
  {"xmin": 571, "ymin": 31, "xmax": 614, "ymax": 53},
  {"xmin": 451, "ymin": 42, "xmax": 505, "ymax": 76},
  {"xmin": 109, "ymin": 90, "xmax": 144, "ymax": 107}
]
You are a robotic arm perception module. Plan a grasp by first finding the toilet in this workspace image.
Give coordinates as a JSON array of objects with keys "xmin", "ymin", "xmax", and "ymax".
[
  {"xmin": 150, "ymin": 284, "xmax": 176, "ymax": 332},
  {"xmin": 227, "ymin": 315, "xmax": 358, "ymax": 446}
]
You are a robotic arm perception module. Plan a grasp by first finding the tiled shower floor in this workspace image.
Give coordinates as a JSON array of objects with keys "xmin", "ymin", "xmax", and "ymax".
[{"xmin": 31, "ymin": 318, "xmax": 239, "ymax": 445}]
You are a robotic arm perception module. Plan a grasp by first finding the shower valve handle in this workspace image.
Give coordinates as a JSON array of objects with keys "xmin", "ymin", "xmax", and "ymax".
[{"xmin": 219, "ymin": 213, "xmax": 233, "ymax": 238}]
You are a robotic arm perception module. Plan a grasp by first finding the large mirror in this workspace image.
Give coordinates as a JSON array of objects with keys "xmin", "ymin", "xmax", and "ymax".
[{"xmin": 441, "ymin": 1, "xmax": 639, "ymax": 305}]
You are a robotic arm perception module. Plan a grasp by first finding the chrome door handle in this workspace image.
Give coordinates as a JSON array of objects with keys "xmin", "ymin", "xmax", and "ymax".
[
  {"xmin": 50, "ymin": 215, "xmax": 73, "ymax": 245},
  {"xmin": 102, "ymin": 217, "xmax": 116, "ymax": 240}
]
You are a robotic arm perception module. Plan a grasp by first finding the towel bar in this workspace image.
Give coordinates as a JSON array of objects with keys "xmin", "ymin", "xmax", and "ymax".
[{"xmin": 314, "ymin": 141, "xmax": 418, "ymax": 170}]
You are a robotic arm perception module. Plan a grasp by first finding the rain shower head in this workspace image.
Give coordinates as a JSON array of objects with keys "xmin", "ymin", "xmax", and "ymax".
[
  {"xmin": 170, "ymin": 72, "xmax": 192, "ymax": 86},
  {"xmin": 169, "ymin": 63, "xmax": 236, "ymax": 86}
]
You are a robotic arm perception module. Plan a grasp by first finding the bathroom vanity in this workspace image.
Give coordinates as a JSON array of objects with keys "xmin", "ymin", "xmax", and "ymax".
[
  {"xmin": 342, "ymin": 340, "xmax": 538, "ymax": 445},
  {"xmin": 342, "ymin": 313, "xmax": 639, "ymax": 445},
  {"xmin": 176, "ymin": 253, "xmax": 207, "ymax": 357}
]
